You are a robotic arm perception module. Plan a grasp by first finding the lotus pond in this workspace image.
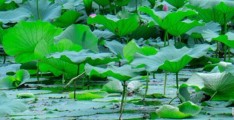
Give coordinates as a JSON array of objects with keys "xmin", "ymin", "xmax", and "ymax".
[{"xmin": 1, "ymin": 0, "xmax": 234, "ymax": 119}]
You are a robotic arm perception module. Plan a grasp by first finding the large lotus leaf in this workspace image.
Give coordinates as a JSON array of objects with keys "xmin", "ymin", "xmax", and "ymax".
[
  {"xmin": 87, "ymin": 14, "xmax": 140, "ymax": 37},
  {"xmin": 3, "ymin": 21, "xmax": 62, "ymax": 63},
  {"xmin": 202, "ymin": 30, "xmax": 234, "ymax": 47},
  {"xmin": 189, "ymin": 0, "xmax": 234, "ymax": 25},
  {"xmin": 0, "ymin": 70, "xmax": 30, "ymax": 89},
  {"xmin": 49, "ymin": 50, "xmax": 117, "ymax": 65},
  {"xmin": 0, "ymin": 7, "xmax": 30, "ymax": 24},
  {"xmin": 104, "ymin": 40, "xmax": 124, "ymax": 58},
  {"xmin": 38, "ymin": 58, "xmax": 78, "ymax": 79},
  {"xmin": 123, "ymin": 40, "xmax": 157, "ymax": 62},
  {"xmin": 53, "ymin": 10, "xmax": 81, "ymax": 28},
  {"xmin": 165, "ymin": 0, "xmax": 188, "ymax": 9},
  {"xmin": 51, "ymin": 39, "xmax": 82, "ymax": 52},
  {"xmin": 0, "ymin": 92, "xmax": 27, "ymax": 116},
  {"xmin": 187, "ymin": 22, "xmax": 221, "ymax": 38},
  {"xmin": 131, "ymin": 44, "xmax": 210, "ymax": 72},
  {"xmin": 115, "ymin": 0, "xmax": 131, "ymax": 6},
  {"xmin": 156, "ymin": 101, "xmax": 201, "ymax": 118},
  {"xmin": 21, "ymin": 0, "xmax": 62, "ymax": 21},
  {"xmin": 139, "ymin": 6, "xmax": 202, "ymax": 36},
  {"xmin": 0, "ymin": 64, "xmax": 21, "ymax": 79},
  {"xmin": 85, "ymin": 64, "xmax": 137, "ymax": 81},
  {"xmin": 187, "ymin": 72, "xmax": 234, "ymax": 100},
  {"xmin": 55, "ymin": 24, "xmax": 99, "ymax": 53}
]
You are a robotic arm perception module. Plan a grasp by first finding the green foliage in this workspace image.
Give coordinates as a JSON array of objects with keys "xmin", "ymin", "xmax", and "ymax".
[
  {"xmin": 55, "ymin": 24, "xmax": 99, "ymax": 53},
  {"xmin": 53, "ymin": 10, "xmax": 81, "ymax": 28},
  {"xmin": 3, "ymin": 21, "xmax": 62, "ymax": 63},
  {"xmin": 156, "ymin": 101, "xmax": 201, "ymax": 118},
  {"xmin": 187, "ymin": 72, "xmax": 234, "ymax": 100},
  {"xmin": 132, "ymin": 44, "xmax": 210, "ymax": 72},
  {"xmin": 165, "ymin": 0, "xmax": 188, "ymax": 9},
  {"xmin": 139, "ymin": 6, "xmax": 203, "ymax": 36},
  {"xmin": 87, "ymin": 14, "xmax": 140, "ymax": 37},
  {"xmin": 0, "ymin": 70, "xmax": 30, "ymax": 89},
  {"xmin": 69, "ymin": 90, "xmax": 108, "ymax": 100},
  {"xmin": 85, "ymin": 64, "xmax": 137, "ymax": 81}
]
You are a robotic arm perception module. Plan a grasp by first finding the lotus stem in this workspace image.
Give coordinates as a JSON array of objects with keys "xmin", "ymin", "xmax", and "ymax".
[
  {"xmin": 36, "ymin": 0, "xmax": 41, "ymax": 20},
  {"xmin": 164, "ymin": 31, "xmax": 168, "ymax": 46},
  {"xmin": 62, "ymin": 74, "xmax": 65, "ymax": 84},
  {"xmin": 64, "ymin": 72, "xmax": 86, "ymax": 88},
  {"xmin": 135, "ymin": 0, "xmax": 138, "ymax": 12},
  {"xmin": 143, "ymin": 73, "xmax": 150, "ymax": 102},
  {"xmin": 209, "ymin": 91, "xmax": 218, "ymax": 101},
  {"xmin": 224, "ymin": 45, "xmax": 227, "ymax": 61},
  {"xmin": 228, "ymin": 48, "xmax": 231, "ymax": 61},
  {"xmin": 164, "ymin": 72, "xmax": 168, "ymax": 95},
  {"xmin": 36, "ymin": 65, "xmax": 40, "ymax": 83},
  {"xmin": 168, "ymin": 96, "xmax": 178, "ymax": 104},
  {"xmin": 3, "ymin": 54, "xmax": 6, "ymax": 64},
  {"xmin": 119, "ymin": 81, "xmax": 127, "ymax": 120},
  {"xmin": 176, "ymin": 72, "xmax": 179, "ymax": 90},
  {"xmin": 152, "ymin": 72, "xmax": 156, "ymax": 79}
]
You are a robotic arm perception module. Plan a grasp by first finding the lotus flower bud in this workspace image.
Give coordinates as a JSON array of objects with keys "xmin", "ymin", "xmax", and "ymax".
[
  {"xmin": 163, "ymin": 4, "xmax": 168, "ymax": 11},
  {"xmin": 89, "ymin": 13, "xmax": 96, "ymax": 18}
]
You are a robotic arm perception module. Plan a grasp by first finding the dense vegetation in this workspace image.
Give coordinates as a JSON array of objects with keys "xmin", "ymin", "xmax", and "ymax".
[{"xmin": 1, "ymin": 0, "xmax": 234, "ymax": 119}]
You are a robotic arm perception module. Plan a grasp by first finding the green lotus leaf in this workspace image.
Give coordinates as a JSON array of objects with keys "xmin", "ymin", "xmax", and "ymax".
[
  {"xmin": 115, "ymin": 0, "xmax": 131, "ymax": 6},
  {"xmin": 123, "ymin": 40, "xmax": 157, "ymax": 62},
  {"xmin": 85, "ymin": 63, "xmax": 137, "ymax": 81},
  {"xmin": 102, "ymin": 79, "xmax": 123, "ymax": 93},
  {"xmin": 3, "ymin": 21, "xmax": 62, "ymax": 63},
  {"xmin": 51, "ymin": 39, "xmax": 82, "ymax": 52},
  {"xmin": 49, "ymin": 50, "xmax": 117, "ymax": 65},
  {"xmin": 87, "ymin": 14, "xmax": 140, "ymax": 37},
  {"xmin": 53, "ymin": 10, "xmax": 81, "ymax": 28},
  {"xmin": 156, "ymin": 101, "xmax": 201, "ymax": 118},
  {"xmin": 93, "ymin": 0, "xmax": 110, "ymax": 7},
  {"xmin": 189, "ymin": 0, "xmax": 234, "ymax": 25},
  {"xmin": 0, "ymin": 92, "xmax": 27, "ymax": 116},
  {"xmin": 0, "ymin": 64, "xmax": 21, "ymax": 79},
  {"xmin": 0, "ymin": 7, "xmax": 29, "ymax": 24},
  {"xmin": 187, "ymin": 72, "xmax": 234, "ymax": 100},
  {"xmin": 21, "ymin": 0, "xmax": 62, "ymax": 21},
  {"xmin": 38, "ymin": 58, "xmax": 78, "ymax": 79},
  {"xmin": 0, "ymin": 70, "xmax": 30, "ymax": 89},
  {"xmin": 69, "ymin": 90, "xmax": 108, "ymax": 100},
  {"xmin": 139, "ymin": 6, "xmax": 203, "ymax": 36},
  {"xmin": 132, "ymin": 44, "xmax": 210, "ymax": 72},
  {"xmin": 55, "ymin": 24, "xmax": 99, "ymax": 53},
  {"xmin": 104, "ymin": 40, "xmax": 124, "ymax": 58},
  {"xmin": 202, "ymin": 30, "xmax": 234, "ymax": 48},
  {"xmin": 165, "ymin": 0, "xmax": 188, "ymax": 9}
]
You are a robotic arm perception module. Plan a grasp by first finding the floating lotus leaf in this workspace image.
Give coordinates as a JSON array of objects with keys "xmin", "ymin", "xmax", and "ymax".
[
  {"xmin": 0, "ymin": 92, "xmax": 27, "ymax": 116},
  {"xmin": 0, "ymin": 70, "xmax": 30, "ymax": 89},
  {"xmin": 156, "ymin": 101, "xmax": 201, "ymax": 119}
]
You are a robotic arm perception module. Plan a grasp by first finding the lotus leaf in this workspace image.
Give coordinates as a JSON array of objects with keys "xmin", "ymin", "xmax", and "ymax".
[
  {"xmin": 156, "ymin": 101, "xmax": 201, "ymax": 118},
  {"xmin": 3, "ymin": 21, "xmax": 62, "ymax": 63},
  {"xmin": 55, "ymin": 24, "xmax": 99, "ymax": 53}
]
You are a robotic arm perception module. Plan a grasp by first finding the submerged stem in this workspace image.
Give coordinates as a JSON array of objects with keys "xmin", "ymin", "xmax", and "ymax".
[
  {"xmin": 164, "ymin": 72, "xmax": 168, "ymax": 95},
  {"xmin": 119, "ymin": 81, "xmax": 127, "ymax": 120},
  {"xmin": 143, "ymin": 73, "xmax": 150, "ymax": 101},
  {"xmin": 176, "ymin": 72, "xmax": 179, "ymax": 90}
]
